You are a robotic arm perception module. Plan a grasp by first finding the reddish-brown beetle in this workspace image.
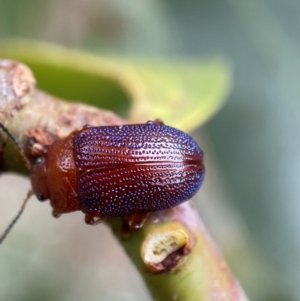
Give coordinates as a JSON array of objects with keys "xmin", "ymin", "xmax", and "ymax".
[{"xmin": 0, "ymin": 120, "xmax": 204, "ymax": 237}]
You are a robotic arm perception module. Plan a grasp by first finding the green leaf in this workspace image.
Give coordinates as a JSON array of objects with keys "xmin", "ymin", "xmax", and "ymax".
[
  {"xmin": 122, "ymin": 59, "xmax": 232, "ymax": 131},
  {"xmin": 0, "ymin": 39, "xmax": 232, "ymax": 132}
]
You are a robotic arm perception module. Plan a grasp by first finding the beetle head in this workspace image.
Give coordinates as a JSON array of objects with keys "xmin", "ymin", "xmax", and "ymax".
[{"xmin": 31, "ymin": 156, "xmax": 50, "ymax": 202}]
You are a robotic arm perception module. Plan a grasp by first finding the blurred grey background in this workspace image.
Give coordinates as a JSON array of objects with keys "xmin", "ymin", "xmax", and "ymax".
[{"xmin": 0, "ymin": 0, "xmax": 299, "ymax": 300}]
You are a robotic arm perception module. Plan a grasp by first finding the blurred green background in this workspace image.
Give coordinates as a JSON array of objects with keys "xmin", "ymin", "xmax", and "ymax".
[{"xmin": 0, "ymin": 1, "xmax": 299, "ymax": 301}]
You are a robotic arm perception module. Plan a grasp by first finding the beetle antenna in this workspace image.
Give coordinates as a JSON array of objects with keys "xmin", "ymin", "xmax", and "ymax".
[
  {"xmin": 0, "ymin": 123, "xmax": 31, "ymax": 170},
  {"xmin": 0, "ymin": 190, "xmax": 33, "ymax": 244}
]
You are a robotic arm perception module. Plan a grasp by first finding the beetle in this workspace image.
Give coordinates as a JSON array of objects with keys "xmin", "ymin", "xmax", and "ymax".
[{"xmin": 0, "ymin": 120, "xmax": 205, "ymax": 235}]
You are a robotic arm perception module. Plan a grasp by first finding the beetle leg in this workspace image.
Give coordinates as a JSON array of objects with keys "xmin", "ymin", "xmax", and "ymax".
[
  {"xmin": 153, "ymin": 118, "xmax": 164, "ymax": 125},
  {"xmin": 85, "ymin": 214, "xmax": 105, "ymax": 225},
  {"xmin": 127, "ymin": 212, "xmax": 149, "ymax": 231},
  {"xmin": 121, "ymin": 212, "xmax": 149, "ymax": 239},
  {"xmin": 52, "ymin": 210, "xmax": 61, "ymax": 218}
]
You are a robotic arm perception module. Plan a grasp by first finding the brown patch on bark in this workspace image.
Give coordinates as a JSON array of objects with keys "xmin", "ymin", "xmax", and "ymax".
[
  {"xmin": 144, "ymin": 234, "xmax": 193, "ymax": 274},
  {"xmin": 0, "ymin": 60, "xmax": 36, "ymax": 120},
  {"xmin": 25, "ymin": 127, "xmax": 57, "ymax": 157},
  {"xmin": 10, "ymin": 61, "xmax": 36, "ymax": 98},
  {"xmin": 145, "ymin": 245, "xmax": 192, "ymax": 274}
]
